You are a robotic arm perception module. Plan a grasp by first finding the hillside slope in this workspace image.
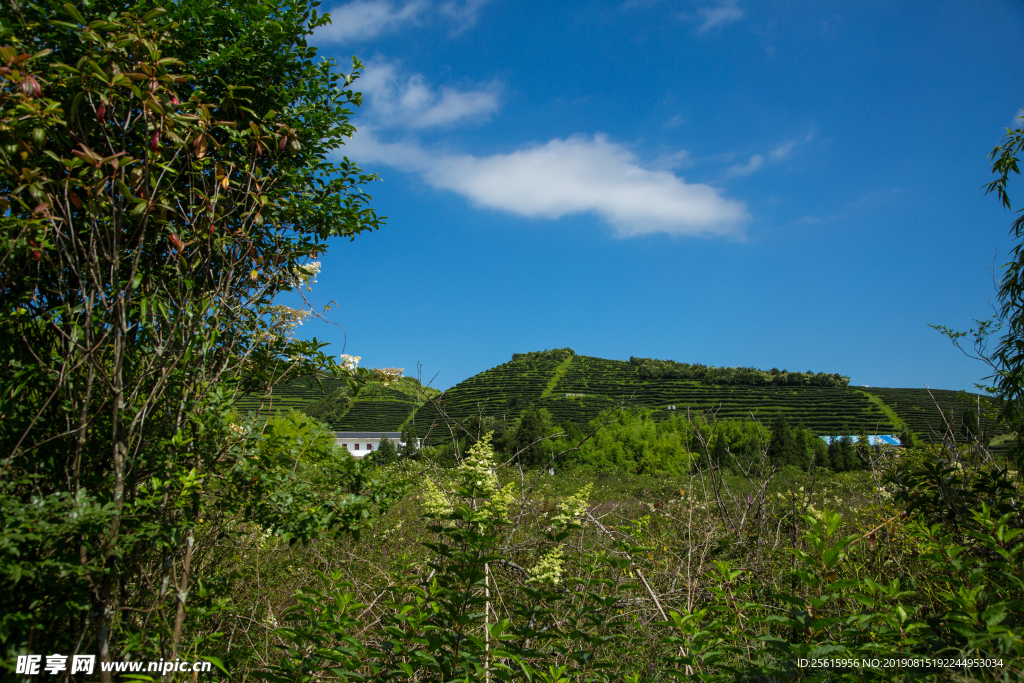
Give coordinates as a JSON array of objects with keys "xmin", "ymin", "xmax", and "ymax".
[{"xmin": 233, "ymin": 351, "xmax": 1004, "ymax": 446}]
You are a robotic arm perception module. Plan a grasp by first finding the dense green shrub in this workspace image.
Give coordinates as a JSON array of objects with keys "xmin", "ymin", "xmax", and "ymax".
[{"xmin": 630, "ymin": 357, "xmax": 850, "ymax": 387}]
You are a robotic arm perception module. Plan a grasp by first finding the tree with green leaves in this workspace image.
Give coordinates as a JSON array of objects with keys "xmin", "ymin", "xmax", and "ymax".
[
  {"xmin": 369, "ymin": 435, "xmax": 398, "ymax": 467},
  {"xmin": 791, "ymin": 426, "xmax": 811, "ymax": 470},
  {"xmin": 510, "ymin": 406, "xmax": 556, "ymax": 468},
  {"xmin": 961, "ymin": 406, "xmax": 979, "ymax": 443},
  {"xmin": 400, "ymin": 423, "xmax": 418, "ymax": 460},
  {"xmin": 0, "ymin": 0, "xmax": 393, "ymax": 675},
  {"xmin": 987, "ymin": 119, "xmax": 1024, "ymax": 432},
  {"xmin": 767, "ymin": 413, "xmax": 797, "ymax": 469}
]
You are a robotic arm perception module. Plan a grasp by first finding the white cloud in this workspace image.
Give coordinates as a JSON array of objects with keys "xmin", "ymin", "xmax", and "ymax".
[
  {"xmin": 770, "ymin": 141, "xmax": 795, "ymax": 160},
  {"xmin": 698, "ymin": 0, "xmax": 744, "ymax": 32},
  {"xmin": 358, "ymin": 60, "xmax": 501, "ymax": 128},
  {"xmin": 344, "ymin": 130, "xmax": 749, "ymax": 237},
  {"xmin": 439, "ymin": 0, "xmax": 492, "ymax": 32},
  {"xmin": 726, "ymin": 135, "xmax": 808, "ymax": 175},
  {"xmin": 315, "ymin": 0, "xmax": 427, "ymax": 44},
  {"xmin": 727, "ymin": 154, "xmax": 764, "ymax": 176},
  {"xmin": 652, "ymin": 149, "xmax": 692, "ymax": 171}
]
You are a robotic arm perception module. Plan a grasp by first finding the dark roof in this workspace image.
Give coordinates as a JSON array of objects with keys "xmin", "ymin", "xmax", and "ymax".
[{"xmin": 334, "ymin": 431, "xmax": 402, "ymax": 438}]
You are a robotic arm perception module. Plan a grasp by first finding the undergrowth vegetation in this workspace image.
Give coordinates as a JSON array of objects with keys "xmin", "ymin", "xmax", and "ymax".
[{"xmin": 203, "ymin": 413, "xmax": 1024, "ymax": 683}]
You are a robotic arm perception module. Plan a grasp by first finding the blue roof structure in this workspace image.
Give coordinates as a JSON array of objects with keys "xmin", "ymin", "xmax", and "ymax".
[{"xmin": 820, "ymin": 435, "xmax": 902, "ymax": 446}]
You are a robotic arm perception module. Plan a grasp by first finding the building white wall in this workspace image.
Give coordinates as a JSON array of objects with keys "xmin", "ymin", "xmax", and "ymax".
[{"xmin": 335, "ymin": 436, "xmax": 420, "ymax": 457}]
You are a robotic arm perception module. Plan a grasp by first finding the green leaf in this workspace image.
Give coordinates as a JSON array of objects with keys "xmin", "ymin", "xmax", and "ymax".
[
  {"xmin": 142, "ymin": 7, "xmax": 166, "ymax": 23},
  {"xmin": 62, "ymin": 2, "xmax": 86, "ymax": 24}
]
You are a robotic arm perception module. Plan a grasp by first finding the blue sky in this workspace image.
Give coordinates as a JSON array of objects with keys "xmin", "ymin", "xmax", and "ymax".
[{"xmin": 293, "ymin": 0, "xmax": 1024, "ymax": 392}]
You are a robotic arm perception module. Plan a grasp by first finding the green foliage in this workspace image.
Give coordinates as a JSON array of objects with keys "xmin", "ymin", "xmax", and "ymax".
[
  {"xmin": 0, "ymin": 0, "xmax": 391, "ymax": 672},
  {"xmin": 768, "ymin": 413, "xmax": 799, "ymax": 469},
  {"xmin": 267, "ymin": 435, "xmax": 630, "ymax": 683},
  {"xmin": 987, "ymin": 119, "xmax": 1024, "ymax": 436},
  {"xmin": 215, "ymin": 434, "xmax": 1024, "ymax": 682},
  {"xmin": 301, "ymin": 386, "xmax": 354, "ymax": 426},
  {"xmin": 413, "ymin": 353, "xmax": 911, "ymax": 445},
  {"xmin": 258, "ymin": 410, "xmax": 341, "ymax": 467},
  {"xmin": 962, "ymin": 405, "xmax": 980, "ymax": 443},
  {"xmin": 250, "ymin": 355, "xmax": 1004, "ymax": 449},
  {"xmin": 512, "ymin": 347, "xmax": 576, "ymax": 362},
  {"xmin": 400, "ymin": 423, "xmax": 419, "ymax": 460},
  {"xmin": 509, "ymin": 406, "xmax": 557, "ymax": 468},
  {"xmin": 367, "ymin": 435, "xmax": 398, "ymax": 467},
  {"xmin": 630, "ymin": 356, "xmax": 850, "ymax": 387},
  {"xmin": 562, "ymin": 409, "xmax": 694, "ymax": 475}
]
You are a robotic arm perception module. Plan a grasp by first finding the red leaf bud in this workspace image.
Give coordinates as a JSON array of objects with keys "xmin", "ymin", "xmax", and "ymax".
[{"xmin": 21, "ymin": 75, "xmax": 41, "ymax": 97}]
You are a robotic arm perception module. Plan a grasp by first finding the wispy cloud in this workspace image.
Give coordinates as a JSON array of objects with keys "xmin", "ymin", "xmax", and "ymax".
[
  {"xmin": 358, "ymin": 60, "xmax": 501, "ymax": 128},
  {"xmin": 315, "ymin": 0, "xmax": 491, "ymax": 44},
  {"xmin": 652, "ymin": 149, "xmax": 692, "ymax": 171},
  {"xmin": 727, "ymin": 154, "xmax": 763, "ymax": 176},
  {"xmin": 315, "ymin": 0, "xmax": 428, "ymax": 44},
  {"xmin": 344, "ymin": 131, "xmax": 750, "ymax": 237},
  {"xmin": 770, "ymin": 141, "xmax": 795, "ymax": 160},
  {"xmin": 697, "ymin": 0, "xmax": 744, "ymax": 32},
  {"xmin": 666, "ymin": 113, "xmax": 686, "ymax": 128},
  {"xmin": 439, "ymin": 0, "xmax": 492, "ymax": 32},
  {"xmin": 726, "ymin": 135, "xmax": 808, "ymax": 176}
]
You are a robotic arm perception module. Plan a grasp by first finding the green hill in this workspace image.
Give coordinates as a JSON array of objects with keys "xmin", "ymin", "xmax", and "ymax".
[{"xmin": 233, "ymin": 350, "xmax": 1006, "ymax": 446}]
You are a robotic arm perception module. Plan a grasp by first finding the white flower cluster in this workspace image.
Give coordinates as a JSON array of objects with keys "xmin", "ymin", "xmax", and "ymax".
[
  {"xmin": 418, "ymin": 434, "xmax": 521, "ymax": 520},
  {"xmin": 291, "ymin": 261, "xmax": 321, "ymax": 291},
  {"xmin": 422, "ymin": 478, "xmax": 453, "ymax": 517},
  {"xmin": 529, "ymin": 546, "xmax": 565, "ymax": 586},
  {"xmin": 340, "ymin": 354, "xmax": 361, "ymax": 371},
  {"xmin": 459, "ymin": 434, "xmax": 500, "ymax": 498},
  {"xmin": 372, "ymin": 367, "xmax": 405, "ymax": 386},
  {"xmin": 264, "ymin": 304, "xmax": 311, "ymax": 340},
  {"xmin": 552, "ymin": 483, "xmax": 593, "ymax": 525}
]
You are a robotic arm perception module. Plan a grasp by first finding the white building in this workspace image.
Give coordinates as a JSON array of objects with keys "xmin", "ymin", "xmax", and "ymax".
[{"xmin": 334, "ymin": 431, "xmax": 420, "ymax": 457}]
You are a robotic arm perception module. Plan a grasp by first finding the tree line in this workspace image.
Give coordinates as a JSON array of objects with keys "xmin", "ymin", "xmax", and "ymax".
[{"xmin": 630, "ymin": 356, "xmax": 851, "ymax": 387}]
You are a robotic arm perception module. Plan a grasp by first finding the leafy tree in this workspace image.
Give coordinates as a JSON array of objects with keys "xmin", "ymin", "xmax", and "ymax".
[
  {"xmin": 826, "ymin": 434, "xmax": 858, "ymax": 472},
  {"xmin": 709, "ymin": 429, "xmax": 730, "ymax": 468},
  {"xmin": 368, "ymin": 435, "xmax": 398, "ymax": 467},
  {"xmin": 961, "ymin": 406, "xmax": 979, "ymax": 443},
  {"xmin": 813, "ymin": 432, "xmax": 831, "ymax": 470},
  {"xmin": 510, "ymin": 406, "xmax": 556, "ymax": 468},
  {"xmin": 565, "ymin": 420, "xmax": 585, "ymax": 446},
  {"xmin": 767, "ymin": 414, "xmax": 797, "ymax": 469},
  {"xmin": 400, "ymin": 423, "xmax": 419, "ymax": 460},
  {"xmin": 987, "ymin": 118, "xmax": 1024, "ymax": 434},
  {"xmin": 0, "ymin": 0, "xmax": 391, "ymax": 674},
  {"xmin": 791, "ymin": 426, "xmax": 811, "ymax": 470}
]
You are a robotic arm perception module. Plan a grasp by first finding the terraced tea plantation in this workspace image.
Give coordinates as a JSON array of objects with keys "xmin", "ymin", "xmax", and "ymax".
[
  {"xmin": 331, "ymin": 385, "xmax": 416, "ymax": 432},
  {"xmin": 232, "ymin": 376, "xmax": 352, "ymax": 415},
  {"xmin": 232, "ymin": 351, "xmax": 1006, "ymax": 445},
  {"xmin": 865, "ymin": 387, "xmax": 1000, "ymax": 441}
]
